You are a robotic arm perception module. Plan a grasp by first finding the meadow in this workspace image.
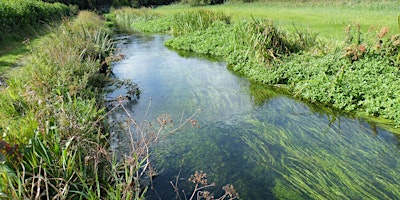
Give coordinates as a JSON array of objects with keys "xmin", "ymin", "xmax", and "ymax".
[
  {"xmin": 110, "ymin": 0, "xmax": 400, "ymax": 133},
  {"xmin": 156, "ymin": 1, "xmax": 399, "ymax": 41}
]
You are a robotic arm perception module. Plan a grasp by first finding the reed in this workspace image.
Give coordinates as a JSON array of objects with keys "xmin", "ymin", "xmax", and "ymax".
[{"xmin": 170, "ymin": 9, "xmax": 230, "ymax": 35}]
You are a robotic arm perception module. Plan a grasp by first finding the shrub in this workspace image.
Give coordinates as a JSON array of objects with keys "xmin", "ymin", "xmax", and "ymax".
[{"xmin": 0, "ymin": 0, "xmax": 74, "ymax": 44}]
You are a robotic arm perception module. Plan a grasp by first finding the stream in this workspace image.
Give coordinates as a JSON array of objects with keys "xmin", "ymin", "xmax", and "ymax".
[{"xmin": 108, "ymin": 33, "xmax": 400, "ymax": 199}]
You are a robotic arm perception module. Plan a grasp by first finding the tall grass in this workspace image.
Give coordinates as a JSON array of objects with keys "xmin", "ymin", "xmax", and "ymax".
[
  {"xmin": 111, "ymin": 8, "xmax": 231, "ymax": 35},
  {"xmin": 111, "ymin": 8, "xmax": 167, "ymax": 32},
  {"xmin": 230, "ymin": 18, "xmax": 316, "ymax": 67},
  {"xmin": 170, "ymin": 9, "xmax": 230, "ymax": 35},
  {"xmin": 0, "ymin": 11, "xmax": 129, "ymax": 199}
]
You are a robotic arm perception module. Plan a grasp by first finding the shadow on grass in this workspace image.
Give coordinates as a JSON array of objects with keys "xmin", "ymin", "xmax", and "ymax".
[{"xmin": 0, "ymin": 43, "xmax": 30, "ymax": 74}]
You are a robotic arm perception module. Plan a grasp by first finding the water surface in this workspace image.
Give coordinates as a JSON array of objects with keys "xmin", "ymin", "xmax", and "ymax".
[{"xmin": 109, "ymin": 33, "xmax": 400, "ymax": 199}]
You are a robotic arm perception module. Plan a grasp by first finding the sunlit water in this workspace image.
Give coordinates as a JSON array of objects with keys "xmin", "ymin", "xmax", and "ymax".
[{"xmin": 109, "ymin": 34, "xmax": 400, "ymax": 199}]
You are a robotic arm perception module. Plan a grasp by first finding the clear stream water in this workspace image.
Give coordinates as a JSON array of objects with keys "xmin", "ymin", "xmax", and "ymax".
[{"xmin": 109, "ymin": 33, "xmax": 400, "ymax": 199}]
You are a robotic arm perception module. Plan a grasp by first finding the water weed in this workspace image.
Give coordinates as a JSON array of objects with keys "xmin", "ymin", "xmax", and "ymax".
[{"xmin": 242, "ymin": 108, "xmax": 400, "ymax": 199}]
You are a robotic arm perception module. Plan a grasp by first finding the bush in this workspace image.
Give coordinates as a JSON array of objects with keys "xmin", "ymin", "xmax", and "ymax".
[{"xmin": 0, "ymin": 0, "xmax": 74, "ymax": 44}]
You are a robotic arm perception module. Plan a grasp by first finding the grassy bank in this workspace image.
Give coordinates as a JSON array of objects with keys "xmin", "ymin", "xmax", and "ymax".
[
  {"xmin": 110, "ymin": 1, "xmax": 400, "ymax": 133},
  {"xmin": 0, "ymin": 11, "xmax": 154, "ymax": 199}
]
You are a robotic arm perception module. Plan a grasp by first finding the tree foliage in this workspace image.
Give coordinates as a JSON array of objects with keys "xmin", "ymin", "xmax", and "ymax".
[{"xmin": 43, "ymin": 0, "xmax": 177, "ymax": 9}]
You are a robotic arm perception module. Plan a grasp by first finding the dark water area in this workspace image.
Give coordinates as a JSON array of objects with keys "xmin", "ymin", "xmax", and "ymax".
[{"xmin": 109, "ymin": 33, "xmax": 400, "ymax": 199}]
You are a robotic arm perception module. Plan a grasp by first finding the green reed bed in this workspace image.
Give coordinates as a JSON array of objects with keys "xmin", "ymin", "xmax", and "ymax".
[{"xmin": 0, "ymin": 11, "xmax": 156, "ymax": 199}]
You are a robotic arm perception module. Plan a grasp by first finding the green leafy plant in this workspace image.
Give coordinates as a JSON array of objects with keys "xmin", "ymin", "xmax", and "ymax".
[{"xmin": 0, "ymin": 0, "xmax": 74, "ymax": 44}]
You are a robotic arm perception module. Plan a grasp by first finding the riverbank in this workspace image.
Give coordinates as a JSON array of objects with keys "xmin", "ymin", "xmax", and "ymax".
[
  {"xmin": 0, "ymin": 11, "xmax": 153, "ymax": 199},
  {"xmin": 109, "ymin": 1, "xmax": 400, "ymax": 134}
]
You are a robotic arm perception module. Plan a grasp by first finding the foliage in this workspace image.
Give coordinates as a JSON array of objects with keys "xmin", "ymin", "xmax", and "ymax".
[
  {"xmin": 169, "ymin": 9, "xmax": 231, "ymax": 35},
  {"xmin": 0, "ymin": 11, "xmax": 116, "ymax": 199},
  {"xmin": 180, "ymin": 0, "xmax": 224, "ymax": 6},
  {"xmin": 229, "ymin": 18, "xmax": 315, "ymax": 67},
  {"xmin": 0, "ymin": 0, "xmax": 75, "ymax": 44},
  {"xmin": 44, "ymin": 0, "xmax": 177, "ymax": 9},
  {"xmin": 165, "ymin": 22, "xmax": 235, "ymax": 57},
  {"xmin": 111, "ymin": 8, "xmax": 170, "ymax": 32},
  {"xmin": 111, "ymin": 8, "xmax": 231, "ymax": 35},
  {"xmin": 43, "ymin": 0, "xmax": 113, "ymax": 10}
]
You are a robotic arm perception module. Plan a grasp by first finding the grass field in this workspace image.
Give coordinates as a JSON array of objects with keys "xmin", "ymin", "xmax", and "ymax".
[{"xmin": 156, "ymin": 1, "xmax": 399, "ymax": 41}]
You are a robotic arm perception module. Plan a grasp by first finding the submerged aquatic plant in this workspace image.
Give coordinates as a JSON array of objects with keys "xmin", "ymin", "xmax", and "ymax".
[{"xmin": 242, "ymin": 99, "xmax": 400, "ymax": 199}]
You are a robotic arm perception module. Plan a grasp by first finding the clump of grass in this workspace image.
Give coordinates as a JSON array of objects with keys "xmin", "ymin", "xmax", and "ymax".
[
  {"xmin": 231, "ymin": 18, "xmax": 312, "ymax": 68},
  {"xmin": 170, "ymin": 9, "xmax": 231, "ymax": 35},
  {"xmin": 111, "ymin": 8, "xmax": 166, "ymax": 32}
]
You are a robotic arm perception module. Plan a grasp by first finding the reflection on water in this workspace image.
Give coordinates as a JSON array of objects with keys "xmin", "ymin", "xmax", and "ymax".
[{"xmin": 110, "ymin": 34, "xmax": 400, "ymax": 199}]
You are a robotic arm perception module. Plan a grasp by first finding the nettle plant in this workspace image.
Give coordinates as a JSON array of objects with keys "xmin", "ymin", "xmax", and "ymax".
[
  {"xmin": 344, "ymin": 24, "xmax": 400, "ymax": 66},
  {"xmin": 343, "ymin": 24, "xmax": 366, "ymax": 62}
]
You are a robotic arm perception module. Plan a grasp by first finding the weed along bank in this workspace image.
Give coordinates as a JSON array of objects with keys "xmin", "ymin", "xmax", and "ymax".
[{"xmin": 0, "ymin": 9, "xmax": 156, "ymax": 199}]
